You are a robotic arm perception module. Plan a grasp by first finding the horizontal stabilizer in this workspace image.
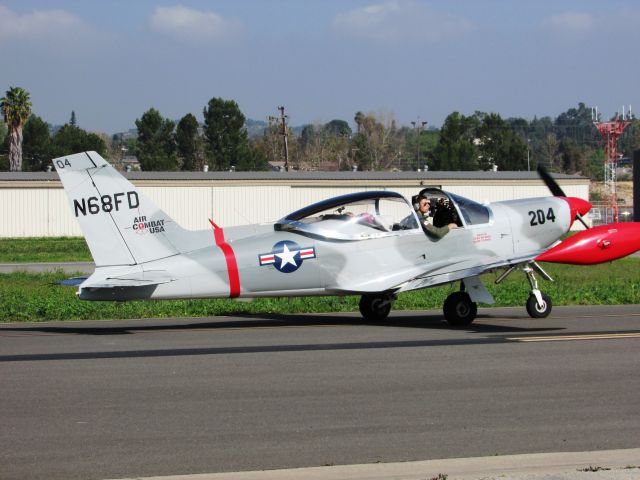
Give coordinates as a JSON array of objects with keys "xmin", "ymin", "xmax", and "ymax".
[
  {"xmin": 83, "ymin": 270, "xmax": 176, "ymax": 288},
  {"xmin": 57, "ymin": 277, "xmax": 88, "ymax": 286}
]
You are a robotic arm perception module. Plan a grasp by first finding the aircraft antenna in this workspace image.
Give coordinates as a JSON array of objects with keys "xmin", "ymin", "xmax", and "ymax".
[{"xmin": 592, "ymin": 106, "xmax": 632, "ymax": 223}]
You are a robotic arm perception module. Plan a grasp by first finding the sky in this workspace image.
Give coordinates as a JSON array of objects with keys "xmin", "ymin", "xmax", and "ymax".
[{"xmin": 1, "ymin": 0, "xmax": 639, "ymax": 134}]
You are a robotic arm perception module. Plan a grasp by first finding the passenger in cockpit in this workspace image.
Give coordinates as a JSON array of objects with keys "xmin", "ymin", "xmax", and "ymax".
[
  {"xmin": 433, "ymin": 197, "xmax": 460, "ymax": 228},
  {"xmin": 416, "ymin": 195, "xmax": 457, "ymax": 239}
]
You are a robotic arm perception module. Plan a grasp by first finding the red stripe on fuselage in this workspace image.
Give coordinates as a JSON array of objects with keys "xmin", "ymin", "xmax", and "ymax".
[{"xmin": 209, "ymin": 219, "xmax": 240, "ymax": 298}]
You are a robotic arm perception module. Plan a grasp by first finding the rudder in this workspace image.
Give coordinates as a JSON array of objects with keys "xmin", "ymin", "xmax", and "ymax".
[{"xmin": 53, "ymin": 151, "xmax": 183, "ymax": 267}]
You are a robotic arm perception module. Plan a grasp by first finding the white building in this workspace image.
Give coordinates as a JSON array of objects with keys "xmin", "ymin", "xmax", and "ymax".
[{"xmin": 0, "ymin": 170, "xmax": 589, "ymax": 237}]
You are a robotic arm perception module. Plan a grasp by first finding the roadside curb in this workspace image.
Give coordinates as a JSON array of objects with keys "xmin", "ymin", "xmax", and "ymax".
[{"xmin": 108, "ymin": 448, "xmax": 640, "ymax": 480}]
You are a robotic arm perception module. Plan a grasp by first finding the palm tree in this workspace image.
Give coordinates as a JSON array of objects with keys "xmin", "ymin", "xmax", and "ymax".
[
  {"xmin": 1, "ymin": 87, "xmax": 32, "ymax": 171},
  {"xmin": 354, "ymin": 111, "xmax": 364, "ymax": 134}
]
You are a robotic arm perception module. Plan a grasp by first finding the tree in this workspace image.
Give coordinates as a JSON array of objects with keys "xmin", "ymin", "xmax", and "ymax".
[
  {"xmin": 254, "ymin": 116, "xmax": 285, "ymax": 167},
  {"xmin": 135, "ymin": 108, "xmax": 177, "ymax": 171},
  {"xmin": 176, "ymin": 113, "xmax": 202, "ymax": 170},
  {"xmin": 351, "ymin": 132, "xmax": 374, "ymax": 171},
  {"xmin": 585, "ymin": 148, "xmax": 605, "ymax": 181},
  {"xmin": 539, "ymin": 133, "xmax": 560, "ymax": 171},
  {"xmin": 475, "ymin": 113, "xmax": 527, "ymax": 170},
  {"xmin": 324, "ymin": 119, "xmax": 352, "ymax": 137},
  {"xmin": 432, "ymin": 112, "xmax": 478, "ymax": 170},
  {"xmin": 354, "ymin": 111, "xmax": 365, "ymax": 134},
  {"xmin": 203, "ymin": 97, "xmax": 252, "ymax": 171},
  {"xmin": 234, "ymin": 141, "xmax": 269, "ymax": 171},
  {"xmin": 1, "ymin": 86, "xmax": 32, "ymax": 171},
  {"xmin": 558, "ymin": 138, "xmax": 590, "ymax": 175},
  {"xmin": 50, "ymin": 124, "xmax": 107, "ymax": 158},
  {"xmin": 402, "ymin": 125, "xmax": 438, "ymax": 171},
  {"xmin": 0, "ymin": 119, "xmax": 7, "ymax": 146},
  {"xmin": 554, "ymin": 102, "xmax": 599, "ymax": 146},
  {"xmin": 294, "ymin": 122, "xmax": 351, "ymax": 171},
  {"xmin": 22, "ymin": 115, "xmax": 51, "ymax": 171},
  {"xmin": 350, "ymin": 112, "xmax": 402, "ymax": 170}
]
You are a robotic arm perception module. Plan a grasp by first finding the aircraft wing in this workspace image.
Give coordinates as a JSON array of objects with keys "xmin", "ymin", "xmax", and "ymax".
[
  {"xmin": 393, "ymin": 251, "xmax": 544, "ymax": 293},
  {"xmin": 326, "ymin": 251, "xmax": 544, "ymax": 295}
]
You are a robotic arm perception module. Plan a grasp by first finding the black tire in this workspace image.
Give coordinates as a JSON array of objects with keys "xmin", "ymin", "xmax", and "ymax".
[
  {"xmin": 443, "ymin": 291, "xmax": 477, "ymax": 326},
  {"xmin": 359, "ymin": 294, "xmax": 392, "ymax": 322},
  {"xmin": 526, "ymin": 293, "xmax": 552, "ymax": 318}
]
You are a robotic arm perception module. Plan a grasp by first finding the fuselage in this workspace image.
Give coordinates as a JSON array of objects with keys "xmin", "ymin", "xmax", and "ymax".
[{"xmin": 78, "ymin": 193, "xmax": 573, "ymax": 301}]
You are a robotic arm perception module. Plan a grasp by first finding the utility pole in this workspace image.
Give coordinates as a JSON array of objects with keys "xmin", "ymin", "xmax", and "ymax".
[
  {"xmin": 278, "ymin": 106, "xmax": 290, "ymax": 172},
  {"xmin": 410, "ymin": 118, "xmax": 427, "ymax": 171}
]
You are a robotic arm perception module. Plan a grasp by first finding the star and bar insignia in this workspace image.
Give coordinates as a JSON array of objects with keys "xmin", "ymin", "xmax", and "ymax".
[{"xmin": 259, "ymin": 240, "xmax": 316, "ymax": 273}]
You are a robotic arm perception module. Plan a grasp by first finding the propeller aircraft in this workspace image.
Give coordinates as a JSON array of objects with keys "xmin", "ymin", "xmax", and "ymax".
[{"xmin": 54, "ymin": 151, "xmax": 640, "ymax": 326}]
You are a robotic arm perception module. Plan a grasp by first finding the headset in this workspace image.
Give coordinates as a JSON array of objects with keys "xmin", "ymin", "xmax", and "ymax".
[{"xmin": 411, "ymin": 194, "xmax": 420, "ymax": 211}]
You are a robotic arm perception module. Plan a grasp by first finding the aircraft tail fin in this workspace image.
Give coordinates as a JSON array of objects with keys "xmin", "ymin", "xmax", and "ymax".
[{"xmin": 53, "ymin": 151, "xmax": 187, "ymax": 267}]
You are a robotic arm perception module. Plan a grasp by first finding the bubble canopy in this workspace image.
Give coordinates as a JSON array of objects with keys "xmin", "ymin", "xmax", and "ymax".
[{"xmin": 275, "ymin": 191, "xmax": 418, "ymax": 240}]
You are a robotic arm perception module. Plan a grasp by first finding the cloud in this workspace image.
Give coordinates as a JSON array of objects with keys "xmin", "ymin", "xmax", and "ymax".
[
  {"xmin": 149, "ymin": 5, "xmax": 244, "ymax": 43},
  {"xmin": 0, "ymin": 4, "xmax": 90, "ymax": 43},
  {"xmin": 542, "ymin": 12, "xmax": 595, "ymax": 33},
  {"xmin": 332, "ymin": 0, "xmax": 474, "ymax": 44}
]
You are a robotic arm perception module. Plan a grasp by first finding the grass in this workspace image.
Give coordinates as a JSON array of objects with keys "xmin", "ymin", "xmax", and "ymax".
[
  {"xmin": 1, "ymin": 258, "xmax": 638, "ymax": 322},
  {"xmin": 0, "ymin": 237, "xmax": 92, "ymax": 263}
]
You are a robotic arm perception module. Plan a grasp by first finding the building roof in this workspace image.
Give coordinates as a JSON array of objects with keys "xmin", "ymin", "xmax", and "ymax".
[{"xmin": 0, "ymin": 170, "xmax": 586, "ymax": 183}]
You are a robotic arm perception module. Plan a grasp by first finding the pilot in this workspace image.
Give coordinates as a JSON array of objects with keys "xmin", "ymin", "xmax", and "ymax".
[{"xmin": 416, "ymin": 195, "xmax": 457, "ymax": 239}]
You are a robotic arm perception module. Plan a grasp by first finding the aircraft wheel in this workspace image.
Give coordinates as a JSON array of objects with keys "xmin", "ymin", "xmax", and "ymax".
[
  {"xmin": 443, "ymin": 291, "xmax": 477, "ymax": 326},
  {"xmin": 359, "ymin": 294, "xmax": 392, "ymax": 322},
  {"xmin": 526, "ymin": 293, "xmax": 552, "ymax": 318}
]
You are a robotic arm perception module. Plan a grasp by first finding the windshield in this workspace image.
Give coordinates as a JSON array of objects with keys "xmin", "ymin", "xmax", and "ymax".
[
  {"xmin": 276, "ymin": 192, "xmax": 418, "ymax": 240},
  {"xmin": 448, "ymin": 192, "xmax": 491, "ymax": 225}
]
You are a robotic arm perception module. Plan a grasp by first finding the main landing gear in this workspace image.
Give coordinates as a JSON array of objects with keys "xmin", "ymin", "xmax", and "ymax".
[
  {"xmin": 358, "ymin": 290, "xmax": 481, "ymax": 326},
  {"xmin": 443, "ymin": 290, "xmax": 477, "ymax": 326},
  {"xmin": 358, "ymin": 261, "xmax": 553, "ymax": 326},
  {"xmin": 358, "ymin": 293, "xmax": 396, "ymax": 322},
  {"xmin": 496, "ymin": 261, "xmax": 554, "ymax": 318}
]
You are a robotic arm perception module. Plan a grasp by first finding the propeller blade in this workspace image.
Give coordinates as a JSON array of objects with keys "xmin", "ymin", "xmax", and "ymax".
[
  {"xmin": 576, "ymin": 213, "xmax": 590, "ymax": 229},
  {"xmin": 538, "ymin": 165, "xmax": 591, "ymax": 229},
  {"xmin": 536, "ymin": 165, "xmax": 566, "ymax": 197}
]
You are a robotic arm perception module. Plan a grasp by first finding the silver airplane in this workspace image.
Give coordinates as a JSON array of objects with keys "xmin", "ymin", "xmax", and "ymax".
[{"xmin": 54, "ymin": 151, "xmax": 640, "ymax": 326}]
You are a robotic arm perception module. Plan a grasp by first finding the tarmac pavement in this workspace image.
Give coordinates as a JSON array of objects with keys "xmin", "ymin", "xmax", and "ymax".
[{"xmin": 2, "ymin": 263, "xmax": 639, "ymax": 480}]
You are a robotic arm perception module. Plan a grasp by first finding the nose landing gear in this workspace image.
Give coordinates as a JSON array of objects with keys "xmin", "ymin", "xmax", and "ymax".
[
  {"xmin": 495, "ymin": 261, "xmax": 554, "ymax": 318},
  {"xmin": 526, "ymin": 291, "xmax": 552, "ymax": 318}
]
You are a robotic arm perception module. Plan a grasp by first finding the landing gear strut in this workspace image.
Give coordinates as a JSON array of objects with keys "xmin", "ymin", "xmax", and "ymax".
[
  {"xmin": 496, "ymin": 261, "xmax": 554, "ymax": 318},
  {"xmin": 359, "ymin": 293, "xmax": 396, "ymax": 322},
  {"xmin": 523, "ymin": 263, "xmax": 553, "ymax": 318}
]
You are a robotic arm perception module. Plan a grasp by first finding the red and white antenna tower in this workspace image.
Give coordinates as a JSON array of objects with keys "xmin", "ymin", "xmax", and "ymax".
[{"xmin": 592, "ymin": 105, "xmax": 632, "ymax": 223}]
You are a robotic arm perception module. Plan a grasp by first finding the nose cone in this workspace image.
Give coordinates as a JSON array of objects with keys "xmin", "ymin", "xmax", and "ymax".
[
  {"xmin": 562, "ymin": 197, "xmax": 592, "ymax": 226},
  {"xmin": 536, "ymin": 222, "xmax": 640, "ymax": 264}
]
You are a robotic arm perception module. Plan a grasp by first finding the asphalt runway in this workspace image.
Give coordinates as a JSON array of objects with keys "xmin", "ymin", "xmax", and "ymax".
[{"xmin": 1, "ymin": 305, "xmax": 640, "ymax": 480}]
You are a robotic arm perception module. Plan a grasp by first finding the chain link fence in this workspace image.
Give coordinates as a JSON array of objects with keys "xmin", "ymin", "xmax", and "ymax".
[{"xmin": 588, "ymin": 202, "xmax": 634, "ymax": 226}]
